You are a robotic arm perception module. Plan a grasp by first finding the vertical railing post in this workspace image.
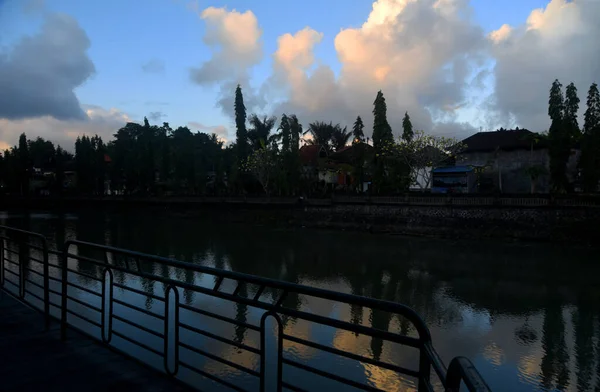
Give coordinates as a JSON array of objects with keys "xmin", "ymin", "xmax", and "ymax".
[
  {"xmin": 42, "ymin": 240, "xmax": 50, "ymax": 330},
  {"xmin": 163, "ymin": 285, "xmax": 180, "ymax": 376},
  {"xmin": 101, "ymin": 268, "xmax": 114, "ymax": 344},
  {"xmin": 60, "ymin": 243, "xmax": 69, "ymax": 341},
  {"xmin": 260, "ymin": 311, "xmax": 283, "ymax": 392},
  {"xmin": 18, "ymin": 236, "xmax": 27, "ymax": 299},
  {"xmin": 418, "ymin": 344, "xmax": 432, "ymax": 392},
  {"xmin": 0, "ymin": 237, "xmax": 4, "ymax": 287}
]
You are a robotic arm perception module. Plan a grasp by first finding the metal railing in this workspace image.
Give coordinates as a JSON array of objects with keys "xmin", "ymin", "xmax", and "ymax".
[{"xmin": 0, "ymin": 226, "xmax": 491, "ymax": 392}]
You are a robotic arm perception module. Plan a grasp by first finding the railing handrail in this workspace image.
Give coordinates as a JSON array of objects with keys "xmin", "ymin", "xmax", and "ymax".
[
  {"xmin": 64, "ymin": 239, "xmax": 433, "ymax": 342},
  {"xmin": 1, "ymin": 226, "xmax": 491, "ymax": 391}
]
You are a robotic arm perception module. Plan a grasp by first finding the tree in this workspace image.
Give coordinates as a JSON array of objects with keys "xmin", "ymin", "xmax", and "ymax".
[
  {"xmin": 352, "ymin": 116, "xmax": 365, "ymax": 144},
  {"xmin": 305, "ymin": 121, "xmax": 337, "ymax": 153},
  {"xmin": 234, "ymin": 85, "xmax": 248, "ymax": 162},
  {"xmin": 390, "ymin": 130, "xmax": 464, "ymax": 190},
  {"xmin": 278, "ymin": 115, "xmax": 291, "ymax": 154},
  {"xmin": 247, "ymin": 114, "xmax": 277, "ymax": 151},
  {"xmin": 564, "ymin": 82, "xmax": 581, "ymax": 142},
  {"xmin": 402, "ymin": 112, "xmax": 414, "ymax": 142},
  {"xmin": 372, "ymin": 90, "xmax": 393, "ymax": 151},
  {"xmin": 331, "ymin": 126, "xmax": 352, "ymax": 152},
  {"xmin": 18, "ymin": 133, "xmax": 30, "ymax": 196},
  {"xmin": 243, "ymin": 144, "xmax": 278, "ymax": 196},
  {"xmin": 580, "ymin": 83, "xmax": 600, "ymax": 192},
  {"xmin": 548, "ymin": 79, "xmax": 570, "ymax": 193}
]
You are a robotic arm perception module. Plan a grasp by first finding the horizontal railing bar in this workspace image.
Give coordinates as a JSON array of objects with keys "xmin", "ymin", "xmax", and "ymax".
[
  {"xmin": 25, "ymin": 278, "xmax": 44, "ymax": 291},
  {"xmin": 66, "ymin": 308, "xmax": 102, "ymax": 328},
  {"xmin": 178, "ymin": 360, "xmax": 249, "ymax": 392},
  {"xmin": 112, "ymin": 298, "xmax": 165, "ymax": 320},
  {"xmin": 26, "ymin": 243, "xmax": 46, "ymax": 252},
  {"xmin": 4, "ymin": 268, "xmax": 19, "ymax": 279},
  {"xmin": 113, "ymin": 282, "xmax": 165, "ymax": 301},
  {"xmin": 178, "ymin": 341, "xmax": 260, "ymax": 377},
  {"xmin": 24, "ymin": 288, "xmax": 45, "ymax": 303},
  {"xmin": 3, "ymin": 277, "xmax": 19, "ymax": 288},
  {"xmin": 67, "ymin": 267, "xmax": 102, "ymax": 282},
  {"xmin": 24, "ymin": 267, "xmax": 44, "ymax": 279},
  {"xmin": 65, "ymin": 240, "xmax": 431, "ymax": 341},
  {"xmin": 282, "ymin": 333, "xmax": 419, "ymax": 378},
  {"xmin": 111, "ymin": 330, "xmax": 164, "ymax": 357},
  {"xmin": 3, "ymin": 258, "xmax": 19, "ymax": 267},
  {"xmin": 178, "ymin": 321, "xmax": 260, "ymax": 354},
  {"xmin": 48, "ymin": 249, "xmax": 62, "ymax": 256},
  {"xmin": 282, "ymin": 358, "xmax": 385, "ymax": 392},
  {"xmin": 67, "ymin": 295, "xmax": 102, "ymax": 313},
  {"xmin": 65, "ymin": 252, "xmax": 425, "ymax": 346},
  {"xmin": 28, "ymin": 256, "xmax": 44, "ymax": 264},
  {"xmin": 3, "ymin": 248, "xmax": 20, "ymax": 256},
  {"xmin": 48, "ymin": 275, "xmax": 61, "ymax": 282},
  {"xmin": 0, "ymin": 226, "xmax": 47, "ymax": 241},
  {"xmin": 68, "ymin": 281, "xmax": 101, "ymax": 297},
  {"xmin": 179, "ymin": 303, "xmax": 260, "ymax": 331},
  {"xmin": 281, "ymin": 381, "xmax": 309, "ymax": 392},
  {"xmin": 49, "ymin": 287, "xmax": 62, "ymax": 296},
  {"xmin": 112, "ymin": 314, "xmax": 165, "ymax": 339}
]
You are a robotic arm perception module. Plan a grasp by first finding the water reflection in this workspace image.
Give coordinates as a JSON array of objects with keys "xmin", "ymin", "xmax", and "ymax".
[{"xmin": 2, "ymin": 208, "xmax": 600, "ymax": 391}]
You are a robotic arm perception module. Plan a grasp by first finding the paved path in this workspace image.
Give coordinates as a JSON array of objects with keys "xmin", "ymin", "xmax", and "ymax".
[{"xmin": 0, "ymin": 290, "xmax": 193, "ymax": 392}]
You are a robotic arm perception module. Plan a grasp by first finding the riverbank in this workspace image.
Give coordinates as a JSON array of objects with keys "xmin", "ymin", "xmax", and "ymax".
[{"xmin": 3, "ymin": 195, "xmax": 599, "ymax": 244}]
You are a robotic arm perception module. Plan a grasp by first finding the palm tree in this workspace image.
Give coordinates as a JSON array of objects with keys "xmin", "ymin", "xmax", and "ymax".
[
  {"xmin": 247, "ymin": 114, "xmax": 277, "ymax": 151},
  {"xmin": 304, "ymin": 121, "xmax": 341, "ymax": 153},
  {"xmin": 331, "ymin": 126, "xmax": 352, "ymax": 152}
]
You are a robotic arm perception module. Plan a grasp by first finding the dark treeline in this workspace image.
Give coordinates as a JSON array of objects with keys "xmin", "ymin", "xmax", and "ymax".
[{"xmin": 1, "ymin": 80, "xmax": 600, "ymax": 197}]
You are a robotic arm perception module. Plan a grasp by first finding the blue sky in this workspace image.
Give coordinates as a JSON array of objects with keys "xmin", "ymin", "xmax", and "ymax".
[{"xmin": 0, "ymin": 0, "xmax": 597, "ymax": 148}]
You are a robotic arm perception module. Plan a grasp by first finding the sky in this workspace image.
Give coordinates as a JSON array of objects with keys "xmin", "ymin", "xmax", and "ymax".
[{"xmin": 0, "ymin": 0, "xmax": 598, "ymax": 151}]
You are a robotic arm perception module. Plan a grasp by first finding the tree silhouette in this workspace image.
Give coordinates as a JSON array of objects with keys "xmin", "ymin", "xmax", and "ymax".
[
  {"xmin": 372, "ymin": 90, "xmax": 393, "ymax": 151},
  {"xmin": 402, "ymin": 112, "xmax": 414, "ymax": 142},
  {"xmin": 580, "ymin": 83, "xmax": 600, "ymax": 192},
  {"xmin": 235, "ymin": 85, "xmax": 248, "ymax": 163},
  {"xmin": 548, "ymin": 80, "xmax": 570, "ymax": 193},
  {"xmin": 331, "ymin": 126, "xmax": 352, "ymax": 152},
  {"xmin": 352, "ymin": 116, "xmax": 365, "ymax": 145}
]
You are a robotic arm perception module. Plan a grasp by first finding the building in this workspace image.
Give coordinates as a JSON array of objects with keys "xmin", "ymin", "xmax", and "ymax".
[
  {"xmin": 431, "ymin": 166, "xmax": 475, "ymax": 193},
  {"xmin": 457, "ymin": 128, "xmax": 551, "ymax": 193}
]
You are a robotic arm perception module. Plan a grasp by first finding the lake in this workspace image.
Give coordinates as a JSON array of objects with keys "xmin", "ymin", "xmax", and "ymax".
[{"xmin": 1, "ymin": 208, "xmax": 599, "ymax": 391}]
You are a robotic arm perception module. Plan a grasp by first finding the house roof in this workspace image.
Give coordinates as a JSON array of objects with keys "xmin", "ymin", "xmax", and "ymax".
[
  {"xmin": 299, "ymin": 145, "xmax": 326, "ymax": 166},
  {"xmin": 460, "ymin": 129, "xmax": 547, "ymax": 153},
  {"xmin": 328, "ymin": 143, "xmax": 374, "ymax": 164}
]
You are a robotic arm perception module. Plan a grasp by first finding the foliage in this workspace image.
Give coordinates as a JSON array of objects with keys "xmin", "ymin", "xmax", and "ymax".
[
  {"xmin": 402, "ymin": 112, "xmax": 414, "ymax": 142},
  {"xmin": 548, "ymin": 79, "xmax": 571, "ymax": 193},
  {"xmin": 352, "ymin": 116, "xmax": 365, "ymax": 145},
  {"xmin": 242, "ymin": 142, "xmax": 278, "ymax": 195},
  {"xmin": 331, "ymin": 126, "xmax": 352, "ymax": 152},
  {"xmin": 234, "ymin": 85, "xmax": 248, "ymax": 162},
  {"xmin": 382, "ymin": 130, "xmax": 464, "ymax": 190},
  {"xmin": 248, "ymin": 114, "xmax": 277, "ymax": 151},
  {"xmin": 304, "ymin": 121, "xmax": 342, "ymax": 154},
  {"xmin": 372, "ymin": 90, "xmax": 393, "ymax": 151},
  {"xmin": 580, "ymin": 83, "xmax": 600, "ymax": 192}
]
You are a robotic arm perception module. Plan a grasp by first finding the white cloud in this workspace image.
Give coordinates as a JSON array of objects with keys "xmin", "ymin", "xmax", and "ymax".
[
  {"xmin": 0, "ymin": 104, "xmax": 131, "ymax": 152},
  {"xmin": 489, "ymin": 0, "xmax": 600, "ymax": 131},
  {"xmin": 188, "ymin": 121, "xmax": 229, "ymax": 143}
]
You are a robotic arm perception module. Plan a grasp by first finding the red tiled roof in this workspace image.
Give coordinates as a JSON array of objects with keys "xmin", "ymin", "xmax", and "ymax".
[{"xmin": 299, "ymin": 145, "xmax": 326, "ymax": 165}]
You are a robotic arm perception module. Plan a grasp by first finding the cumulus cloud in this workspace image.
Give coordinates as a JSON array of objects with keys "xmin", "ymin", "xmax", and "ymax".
[
  {"xmin": 0, "ymin": 13, "xmax": 95, "ymax": 120},
  {"xmin": 189, "ymin": 7, "xmax": 265, "ymax": 118},
  {"xmin": 199, "ymin": 0, "xmax": 487, "ymax": 140},
  {"xmin": 188, "ymin": 121, "xmax": 229, "ymax": 142},
  {"xmin": 190, "ymin": 7, "xmax": 262, "ymax": 84},
  {"xmin": 141, "ymin": 58, "xmax": 165, "ymax": 74},
  {"xmin": 490, "ymin": 0, "xmax": 600, "ymax": 131},
  {"xmin": 0, "ymin": 104, "xmax": 131, "ymax": 152}
]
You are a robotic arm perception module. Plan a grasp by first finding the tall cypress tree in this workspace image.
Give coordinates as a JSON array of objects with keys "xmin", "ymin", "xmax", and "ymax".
[
  {"xmin": 234, "ymin": 85, "xmax": 248, "ymax": 162},
  {"xmin": 580, "ymin": 83, "xmax": 600, "ymax": 192},
  {"xmin": 18, "ymin": 133, "xmax": 30, "ymax": 196},
  {"xmin": 352, "ymin": 116, "xmax": 365, "ymax": 144},
  {"xmin": 402, "ymin": 111, "xmax": 414, "ymax": 142},
  {"xmin": 372, "ymin": 90, "xmax": 393, "ymax": 151},
  {"xmin": 548, "ymin": 79, "xmax": 570, "ymax": 192},
  {"xmin": 564, "ymin": 82, "xmax": 581, "ymax": 142}
]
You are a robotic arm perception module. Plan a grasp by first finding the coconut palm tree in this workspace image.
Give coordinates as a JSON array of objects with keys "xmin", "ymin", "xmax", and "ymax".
[
  {"xmin": 331, "ymin": 126, "xmax": 352, "ymax": 152},
  {"xmin": 247, "ymin": 114, "xmax": 277, "ymax": 151},
  {"xmin": 304, "ymin": 121, "xmax": 342, "ymax": 153}
]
